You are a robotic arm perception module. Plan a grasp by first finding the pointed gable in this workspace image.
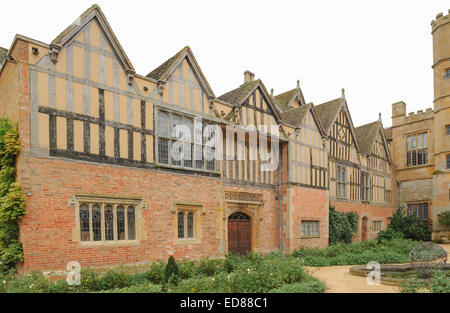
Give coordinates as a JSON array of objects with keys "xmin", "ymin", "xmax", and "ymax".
[
  {"xmin": 51, "ymin": 4, "xmax": 134, "ymax": 74},
  {"xmin": 315, "ymin": 96, "xmax": 360, "ymax": 151},
  {"xmin": 218, "ymin": 79, "xmax": 282, "ymax": 123},
  {"xmin": 355, "ymin": 121, "xmax": 392, "ymax": 163},
  {"xmin": 281, "ymin": 103, "xmax": 326, "ymax": 136},
  {"xmin": 274, "ymin": 82, "xmax": 306, "ymax": 112},
  {"xmin": 146, "ymin": 46, "xmax": 214, "ymax": 98}
]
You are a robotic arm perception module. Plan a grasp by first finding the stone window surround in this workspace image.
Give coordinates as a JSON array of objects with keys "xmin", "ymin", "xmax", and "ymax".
[
  {"xmin": 172, "ymin": 203, "xmax": 204, "ymax": 244},
  {"xmin": 301, "ymin": 220, "xmax": 320, "ymax": 238},
  {"xmin": 406, "ymin": 131, "xmax": 429, "ymax": 167},
  {"xmin": 71, "ymin": 194, "xmax": 145, "ymax": 247}
]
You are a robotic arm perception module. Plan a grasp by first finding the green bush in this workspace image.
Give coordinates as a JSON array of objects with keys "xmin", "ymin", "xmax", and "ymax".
[
  {"xmin": 164, "ymin": 256, "xmax": 180, "ymax": 288},
  {"xmin": 292, "ymin": 238, "xmax": 416, "ymax": 266},
  {"xmin": 146, "ymin": 260, "xmax": 165, "ymax": 284},
  {"xmin": 100, "ymin": 268, "xmax": 133, "ymax": 290},
  {"xmin": 0, "ymin": 119, "xmax": 24, "ymax": 273},
  {"xmin": 385, "ymin": 207, "xmax": 432, "ymax": 241},
  {"xmin": 377, "ymin": 228, "xmax": 404, "ymax": 242},
  {"xmin": 269, "ymin": 278, "xmax": 326, "ymax": 293},
  {"xmin": 329, "ymin": 206, "xmax": 358, "ymax": 244},
  {"xmin": 437, "ymin": 211, "xmax": 450, "ymax": 230},
  {"xmin": 195, "ymin": 257, "xmax": 224, "ymax": 277},
  {"xmin": 100, "ymin": 283, "xmax": 161, "ymax": 293},
  {"xmin": 400, "ymin": 270, "xmax": 450, "ymax": 293}
]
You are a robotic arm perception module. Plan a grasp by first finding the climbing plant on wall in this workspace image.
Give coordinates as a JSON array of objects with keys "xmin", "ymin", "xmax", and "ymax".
[
  {"xmin": 0, "ymin": 117, "xmax": 25, "ymax": 274},
  {"xmin": 328, "ymin": 206, "xmax": 359, "ymax": 245}
]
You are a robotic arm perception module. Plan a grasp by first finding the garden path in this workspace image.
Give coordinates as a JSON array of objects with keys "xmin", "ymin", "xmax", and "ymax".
[
  {"xmin": 304, "ymin": 265, "xmax": 398, "ymax": 293},
  {"xmin": 304, "ymin": 244, "xmax": 450, "ymax": 293}
]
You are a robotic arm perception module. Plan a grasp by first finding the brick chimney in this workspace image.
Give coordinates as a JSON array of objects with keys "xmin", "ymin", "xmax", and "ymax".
[{"xmin": 244, "ymin": 70, "xmax": 255, "ymax": 84}]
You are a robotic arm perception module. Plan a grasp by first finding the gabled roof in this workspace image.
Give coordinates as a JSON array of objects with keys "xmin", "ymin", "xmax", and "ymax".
[
  {"xmin": 355, "ymin": 121, "xmax": 379, "ymax": 155},
  {"xmin": 51, "ymin": 4, "xmax": 134, "ymax": 73},
  {"xmin": 147, "ymin": 46, "xmax": 187, "ymax": 81},
  {"xmin": 281, "ymin": 103, "xmax": 310, "ymax": 126},
  {"xmin": 274, "ymin": 85, "xmax": 306, "ymax": 112},
  {"xmin": 315, "ymin": 96, "xmax": 360, "ymax": 151},
  {"xmin": 146, "ymin": 46, "xmax": 215, "ymax": 98},
  {"xmin": 217, "ymin": 80, "xmax": 259, "ymax": 105},
  {"xmin": 355, "ymin": 120, "xmax": 392, "ymax": 163},
  {"xmin": 218, "ymin": 79, "xmax": 282, "ymax": 122},
  {"xmin": 281, "ymin": 102, "xmax": 326, "ymax": 136},
  {"xmin": 314, "ymin": 97, "xmax": 344, "ymax": 132},
  {"xmin": 0, "ymin": 47, "xmax": 7, "ymax": 67}
]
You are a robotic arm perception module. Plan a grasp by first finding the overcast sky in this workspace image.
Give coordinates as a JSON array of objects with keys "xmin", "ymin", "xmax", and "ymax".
[{"xmin": 1, "ymin": 0, "xmax": 448, "ymax": 127}]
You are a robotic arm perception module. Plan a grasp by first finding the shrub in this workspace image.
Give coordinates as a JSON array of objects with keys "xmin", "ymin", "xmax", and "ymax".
[
  {"xmin": 329, "ymin": 206, "xmax": 358, "ymax": 244},
  {"xmin": 146, "ymin": 260, "xmax": 165, "ymax": 284},
  {"xmin": 377, "ymin": 228, "xmax": 404, "ymax": 242},
  {"xmin": 101, "ymin": 283, "xmax": 161, "ymax": 293},
  {"xmin": 99, "ymin": 268, "xmax": 133, "ymax": 290},
  {"xmin": 400, "ymin": 270, "xmax": 450, "ymax": 293},
  {"xmin": 437, "ymin": 211, "xmax": 450, "ymax": 231},
  {"xmin": 269, "ymin": 278, "xmax": 326, "ymax": 293},
  {"xmin": 385, "ymin": 206, "xmax": 432, "ymax": 241},
  {"xmin": 80, "ymin": 268, "xmax": 102, "ymax": 291},
  {"xmin": 178, "ymin": 259, "xmax": 197, "ymax": 279},
  {"xmin": 195, "ymin": 257, "xmax": 224, "ymax": 277},
  {"xmin": 0, "ymin": 119, "xmax": 24, "ymax": 274},
  {"xmin": 292, "ymin": 238, "xmax": 416, "ymax": 266},
  {"xmin": 164, "ymin": 256, "xmax": 180, "ymax": 288}
]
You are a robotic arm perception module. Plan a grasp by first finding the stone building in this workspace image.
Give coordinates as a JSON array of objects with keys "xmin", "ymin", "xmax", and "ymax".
[
  {"xmin": 0, "ymin": 5, "xmax": 396, "ymax": 272},
  {"xmin": 386, "ymin": 11, "xmax": 450, "ymax": 241}
]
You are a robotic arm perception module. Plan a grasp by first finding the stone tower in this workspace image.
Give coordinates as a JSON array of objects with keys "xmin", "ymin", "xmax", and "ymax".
[{"xmin": 431, "ymin": 11, "xmax": 450, "ymax": 239}]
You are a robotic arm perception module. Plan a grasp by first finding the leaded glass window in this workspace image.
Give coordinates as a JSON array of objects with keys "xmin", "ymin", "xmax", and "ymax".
[
  {"xmin": 156, "ymin": 110, "xmax": 217, "ymax": 171},
  {"xmin": 117, "ymin": 205, "xmax": 125, "ymax": 240},
  {"xmin": 301, "ymin": 221, "xmax": 319, "ymax": 237},
  {"xmin": 92, "ymin": 204, "xmax": 102, "ymax": 241},
  {"xmin": 104, "ymin": 205, "xmax": 114, "ymax": 241},
  {"xmin": 78, "ymin": 201, "xmax": 138, "ymax": 243},
  {"xmin": 406, "ymin": 133, "xmax": 428, "ymax": 167},
  {"xmin": 80, "ymin": 204, "xmax": 90, "ymax": 241},
  {"xmin": 127, "ymin": 206, "xmax": 136, "ymax": 240}
]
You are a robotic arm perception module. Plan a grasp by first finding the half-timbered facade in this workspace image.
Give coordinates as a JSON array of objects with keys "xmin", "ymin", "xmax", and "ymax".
[
  {"xmin": 315, "ymin": 93, "xmax": 396, "ymax": 241},
  {"xmin": 0, "ymin": 4, "xmax": 395, "ymax": 272}
]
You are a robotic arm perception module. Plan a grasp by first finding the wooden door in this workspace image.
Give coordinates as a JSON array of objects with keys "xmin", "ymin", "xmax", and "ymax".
[
  {"xmin": 228, "ymin": 213, "xmax": 251, "ymax": 255},
  {"xmin": 361, "ymin": 218, "xmax": 367, "ymax": 242}
]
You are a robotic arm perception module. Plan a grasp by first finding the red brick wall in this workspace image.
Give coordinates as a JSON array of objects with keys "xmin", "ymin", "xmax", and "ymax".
[
  {"xmin": 285, "ymin": 185, "xmax": 329, "ymax": 251},
  {"xmin": 19, "ymin": 154, "xmax": 225, "ymax": 272},
  {"xmin": 330, "ymin": 200, "xmax": 395, "ymax": 242}
]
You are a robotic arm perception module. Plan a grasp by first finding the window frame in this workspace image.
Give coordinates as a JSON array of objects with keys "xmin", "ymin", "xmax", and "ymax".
[
  {"xmin": 301, "ymin": 220, "xmax": 320, "ymax": 238},
  {"xmin": 75, "ymin": 195, "xmax": 143, "ymax": 246},
  {"xmin": 175, "ymin": 205, "xmax": 202, "ymax": 243},
  {"xmin": 361, "ymin": 171, "xmax": 370, "ymax": 203},
  {"xmin": 155, "ymin": 108, "xmax": 218, "ymax": 173},
  {"xmin": 372, "ymin": 220, "xmax": 383, "ymax": 232},
  {"xmin": 406, "ymin": 132, "xmax": 428, "ymax": 167},
  {"xmin": 336, "ymin": 164, "xmax": 347, "ymax": 199},
  {"xmin": 406, "ymin": 202, "xmax": 429, "ymax": 220}
]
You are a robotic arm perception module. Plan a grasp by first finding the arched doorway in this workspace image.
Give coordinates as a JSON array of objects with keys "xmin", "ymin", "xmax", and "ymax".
[
  {"xmin": 228, "ymin": 212, "xmax": 251, "ymax": 255},
  {"xmin": 361, "ymin": 217, "xmax": 368, "ymax": 242}
]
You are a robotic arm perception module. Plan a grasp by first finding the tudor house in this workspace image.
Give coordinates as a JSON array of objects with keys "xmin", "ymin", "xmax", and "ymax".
[{"xmin": 0, "ymin": 5, "xmax": 396, "ymax": 272}]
